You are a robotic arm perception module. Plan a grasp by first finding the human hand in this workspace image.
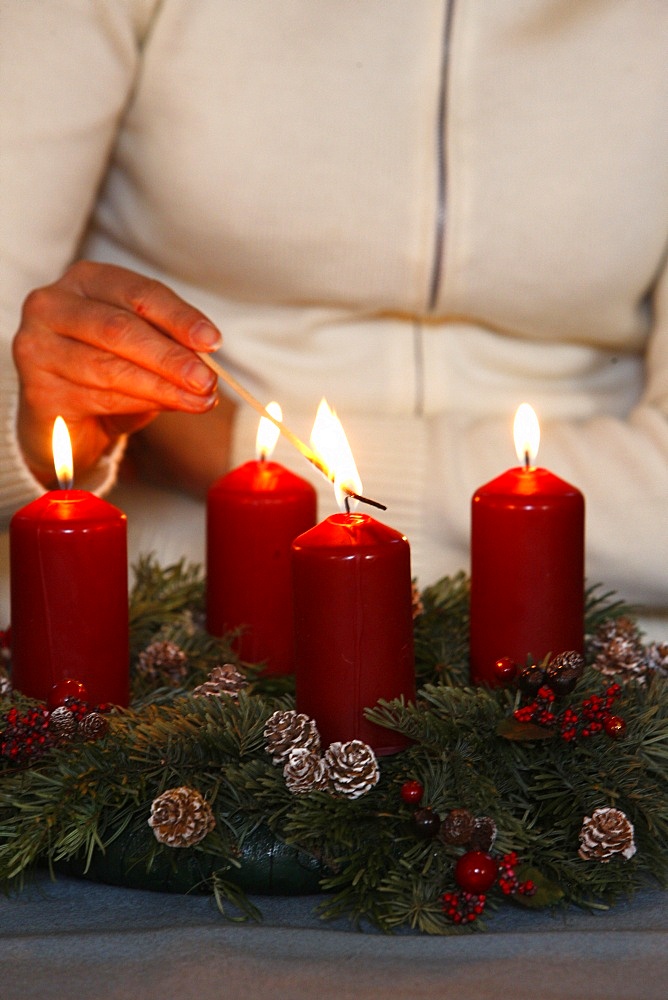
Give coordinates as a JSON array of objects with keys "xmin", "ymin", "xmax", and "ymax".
[{"xmin": 12, "ymin": 261, "xmax": 222, "ymax": 485}]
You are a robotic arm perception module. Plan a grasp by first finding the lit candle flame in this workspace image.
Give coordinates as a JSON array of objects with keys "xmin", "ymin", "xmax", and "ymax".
[
  {"xmin": 513, "ymin": 403, "xmax": 540, "ymax": 468},
  {"xmin": 255, "ymin": 401, "xmax": 282, "ymax": 460},
  {"xmin": 310, "ymin": 398, "xmax": 363, "ymax": 511},
  {"xmin": 52, "ymin": 416, "xmax": 74, "ymax": 489}
]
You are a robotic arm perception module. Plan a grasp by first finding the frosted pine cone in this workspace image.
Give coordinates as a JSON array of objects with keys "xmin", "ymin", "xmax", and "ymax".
[
  {"xmin": 148, "ymin": 786, "xmax": 215, "ymax": 848},
  {"xmin": 546, "ymin": 651, "xmax": 585, "ymax": 695},
  {"xmin": 578, "ymin": 806, "xmax": 636, "ymax": 862},
  {"xmin": 589, "ymin": 616, "xmax": 641, "ymax": 650},
  {"xmin": 78, "ymin": 711, "xmax": 109, "ymax": 741},
  {"xmin": 323, "ymin": 740, "xmax": 380, "ymax": 799},
  {"xmin": 49, "ymin": 705, "xmax": 78, "ymax": 742},
  {"xmin": 0, "ymin": 666, "xmax": 11, "ymax": 698},
  {"xmin": 589, "ymin": 617, "xmax": 648, "ymax": 685},
  {"xmin": 469, "ymin": 815, "xmax": 498, "ymax": 852},
  {"xmin": 264, "ymin": 709, "xmax": 321, "ymax": 765},
  {"xmin": 645, "ymin": 642, "xmax": 668, "ymax": 678},
  {"xmin": 549, "ymin": 650, "xmax": 585, "ymax": 676},
  {"xmin": 440, "ymin": 808, "xmax": 475, "ymax": 846},
  {"xmin": 137, "ymin": 640, "xmax": 188, "ymax": 686},
  {"xmin": 283, "ymin": 747, "xmax": 328, "ymax": 795},
  {"xmin": 192, "ymin": 663, "xmax": 248, "ymax": 699}
]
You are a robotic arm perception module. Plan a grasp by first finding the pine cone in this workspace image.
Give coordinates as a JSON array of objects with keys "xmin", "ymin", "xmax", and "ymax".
[
  {"xmin": 550, "ymin": 650, "xmax": 585, "ymax": 675},
  {"xmin": 323, "ymin": 740, "xmax": 380, "ymax": 799},
  {"xmin": 264, "ymin": 709, "xmax": 321, "ymax": 765},
  {"xmin": 49, "ymin": 705, "xmax": 78, "ymax": 742},
  {"xmin": 192, "ymin": 663, "xmax": 248, "ymax": 700},
  {"xmin": 546, "ymin": 651, "xmax": 585, "ymax": 695},
  {"xmin": 469, "ymin": 815, "xmax": 498, "ymax": 852},
  {"xmin": 578, "ymin": 806, "xmax": 636, "ymax": 862},
  {"xmin": 137, "ymin": 640, "xmax": 188, "ymax": 686},
  {"xmin": 148, "ymin": 786, "xmax": 215, "ymax": 848},
  {"xmin": 589, "ymin": 617, "xmax": 647, "ymax": 685},
  {"xmin": 645, "ymin": 642, "xmax": 668, "ymax": 678},
  {"xmin": 78, "ymin": 711, "xmax": 109, "ymax": 741},
  {"xmin": 283, "ymin": 747, "xmax": 328, "ymax": 795},
  {"xmin": 0, "ymin": 667, "xmax": 11, "ymax": 698},
  {"xmin": 593, "ymin": 637, "xmax": 648, "ymax": 685},
  {"xmin": 590, "ymin": 616, "xmax": 641, "ymax": 650},
  {"xmin": 440, "ymin": 808, "xmax": 475, "ymax": 846}
]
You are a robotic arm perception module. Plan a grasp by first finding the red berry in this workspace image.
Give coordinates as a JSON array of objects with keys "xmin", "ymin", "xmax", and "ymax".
[
  {"xmin": 454, "ymin": 850, "xmax": 498, "ymax": 894},
  {"xmin": 400, "ymin": 779, "xmax": 424, "ymax": 805},
  {"xmin": 604, "ymin": 715, "xmax": 627, "ymax": 739},
  {"xmin": 48, "ymin": 679, "xmax": 88, "ymax": 709},
  {"xmin": 493, "ymin": 656, "xmax": 517, "ymax": 685}
]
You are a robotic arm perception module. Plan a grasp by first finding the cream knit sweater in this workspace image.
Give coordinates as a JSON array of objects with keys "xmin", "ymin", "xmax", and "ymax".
[{"xmin": 1, "ymin": 0, "xmax": 667, "ymax": 620}]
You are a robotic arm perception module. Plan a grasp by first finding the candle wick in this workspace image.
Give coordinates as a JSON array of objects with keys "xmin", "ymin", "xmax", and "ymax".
[
  {"xmin": 344, "ymin": 495, "xmax": 351, "ymax": 514},
  {"xmin": 523, "ymin": 450, "xmax": 531, "ymax": 470}
]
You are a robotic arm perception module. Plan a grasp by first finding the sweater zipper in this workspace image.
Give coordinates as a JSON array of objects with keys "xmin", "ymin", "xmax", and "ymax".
[{"xmin": 427, "ymin": 0, "xmax": 455, "ymax": 313}]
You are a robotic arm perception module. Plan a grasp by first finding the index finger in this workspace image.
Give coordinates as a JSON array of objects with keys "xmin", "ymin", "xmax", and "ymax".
[{"xmin": 60, "ymin": 261, "xmax": 222, "ymax": 352}]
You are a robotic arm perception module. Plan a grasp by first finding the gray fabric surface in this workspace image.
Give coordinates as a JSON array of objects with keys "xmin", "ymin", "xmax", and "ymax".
[{"xmin": 1, "ymin": 873, "xmax": 666, "ymax": 999}]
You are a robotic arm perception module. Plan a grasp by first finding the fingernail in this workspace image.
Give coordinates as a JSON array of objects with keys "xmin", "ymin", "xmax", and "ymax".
[
  {"xmin": 183, "ymin": 359, "xmax": 217, "ymax": 393},
  {"xmin": 180, "ymin": 388, "xmax": 218, "ymax": 410},
  {"xmin": 191, "ymin": 320, "xmax": 222, "ymax": 351}
]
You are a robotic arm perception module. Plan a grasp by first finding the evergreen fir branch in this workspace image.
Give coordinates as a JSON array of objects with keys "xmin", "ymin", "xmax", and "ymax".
[
  {"xmin": 129, "ymin": 555, "xmax": 205, "ymax": 647},
  {"xmin": 584, "ymin": 582, "xmax": 634, "ymax": 633},
  {"xmin": 1, "ymin": 560, "xmax": 667, "ymax": 935},
  {"xmin": 211, "ymin": 871, "xmax": 263, "ymax": 923},
  {"xmin": 413, "ymin": 571, "xmax": 470, "ymax": 687}
]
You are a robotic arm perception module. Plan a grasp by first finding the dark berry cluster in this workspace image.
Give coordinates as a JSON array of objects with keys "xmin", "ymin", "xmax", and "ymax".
[
  {"xmin": 514, "ymin": 685, "xmax": 557, "ymax": 726},
  {"xmin": 442, "ymin": 850, "xmax": 536, "ymax": 925},
  {"xmin": 0, "ymin": 705, "xmax": 52, "ymax": 764},
  {"xmin": 514, "ymin": 681, "xmax": 623, "ymax": 742},
  {"xmin": 496, "ymin": 851, "xmax": 536, "ymax": 898},
  {"xmin": 561, "ymin": 684, "xmax": 624, "ymax": 741},
  {"xmin": 442, "ymin": 889, "xmax": 487, "ymax": 924},
  {"xmin": 0, "ymin": 678, "xmax": 112, "ymax": 766}
]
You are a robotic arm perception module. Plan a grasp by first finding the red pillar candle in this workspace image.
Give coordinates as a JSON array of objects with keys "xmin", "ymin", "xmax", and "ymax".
[
  {"xmin": 292, "ymin": 399, "xmax": 415, "ymax": 754},
  {"xmin": 206, "ymin": 403, "xmax": 317, "ymax": 675},
  {"xmin": 469, "ymin": 404, "xmax": 585, "ymax": 686},
  {"xmin": 292, "ymin": 513, "xmax": 416, "ymax": 754},
  {"xmin": 10, "ymin": 418, "xmax": 128, "ymax": 706}
]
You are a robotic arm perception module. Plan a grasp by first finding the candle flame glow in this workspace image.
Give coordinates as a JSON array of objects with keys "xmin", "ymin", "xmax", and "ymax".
[
  {"xmin": 255, "ymin": 401, "xmax": 282, "ymax": 460},
  {"xmin": 309, "ymin": 398, "xmax": 363, "ymax": 511},
  {"xmin": 513, "ymin": 403, "xmax": 540, "ymax": 467},
  {"xmin": 52, "ymin": 416, "xmax": 74, "ymax": 489}
]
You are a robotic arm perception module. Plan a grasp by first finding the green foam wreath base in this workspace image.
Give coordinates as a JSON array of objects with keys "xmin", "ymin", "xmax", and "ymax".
[{"xmin": 55, "ymin": 823, "xmax": 327, "ymax": 897}]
